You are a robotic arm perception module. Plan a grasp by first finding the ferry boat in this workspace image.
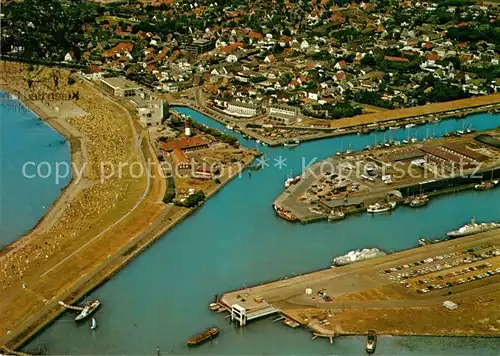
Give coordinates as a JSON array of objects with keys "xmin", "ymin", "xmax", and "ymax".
[
  {"xmin": 367, "ymin": 201, "xmax": 396, "ymax": 214},
  {"xmin": 332, "ymin": 248, "xmax": 386, "ymax": 266},
  {"xmin": 284, "ymin": 140, "xmax": 300, "ymax": 148},
  {"xmin": 409, "ymin": 195, "xmax": 429, "ymax": 208},
  {"xmin": 187, "ymin": 327, "xmax": 219, "ymax": 347},
  {"xmin": 75, "ymin": 300, "xmax": 101, "ymax": 321},
  {"xmin": 366, "ymin": 329, "xmax": 377, "ymax": 354},
  {"xmin": 447, "ymin": 218, "xmax": 500, "ymax": 239},
  {"xmin": 273, "ymin": 204, "xmax": 298, "ymax": 222}
]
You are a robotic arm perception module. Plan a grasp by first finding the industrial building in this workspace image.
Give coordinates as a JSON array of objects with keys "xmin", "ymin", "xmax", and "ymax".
[{"xmin": 185, "ymin": 39, "xmax": 215, "ymax": 54}]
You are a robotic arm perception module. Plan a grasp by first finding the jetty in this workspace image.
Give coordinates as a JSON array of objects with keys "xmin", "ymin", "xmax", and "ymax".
[
  {"xmin": 58, "ymin": 301, "xmax": 85, "ymax": 311},
  {"xmin": 216, "ymin": 228, "xmax": 500, "ymax": 338}
]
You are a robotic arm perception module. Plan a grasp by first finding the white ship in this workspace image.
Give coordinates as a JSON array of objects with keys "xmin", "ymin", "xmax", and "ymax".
[
  {"xmin": 75, "ymin": 300, "xmax": 101, "ymax": 321},
  {"xmin": 367, "ymin": 201, "xmax": 396, "ymax": 214},
  {"xmin": 447, "ymin": 218, "xmax": 500, "ymax": 239},
  {"xmin": 284, "ymin": 140, "xmax": 300, "ymax": 147},
  {"xmin": 332, "ymin": 248, "xmax": 386, "ymax": 266}
]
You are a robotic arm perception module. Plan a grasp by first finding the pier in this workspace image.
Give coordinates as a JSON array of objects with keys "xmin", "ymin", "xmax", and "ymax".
[
  {"xmin": 58, "ymin": 301, "xmax": 85, "ymax": 311},
  {"xmin": 217, "ymin": 228, "xmax": 500, "ymax": 338}
]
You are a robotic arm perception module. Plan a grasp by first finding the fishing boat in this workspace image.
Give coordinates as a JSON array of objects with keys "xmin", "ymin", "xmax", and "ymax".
[
  {"xmin": 328, "ymin": 207, "xmax": 345, "ymax": 221},
  {"xmin": 367, "ymin": 201, "xmax": 396, "ymax": 214},
  {"xmin": 284, "ymin": 140, "xmax": 300, "ymax": 148},
  {"xmin": 90, "ymin": 317, "xmax": 97, "ymax": 330},
  {"xmin": 409, "ymin": 195, "xmax": 429, "ymax": 208},
  {"xmin": 187, "ymin": 327, "xmax": 219, "ymax": 347},
  {"xmin": 273, "ymin": 204, "xmax": 298, "ymax": 222},
  {"xmin": 75, "ymin": 300, "xmax": 101, "ymax": 321},
  {"xmin": 366, "ymin": 329, "xmax": 377, "ymax": 354}
]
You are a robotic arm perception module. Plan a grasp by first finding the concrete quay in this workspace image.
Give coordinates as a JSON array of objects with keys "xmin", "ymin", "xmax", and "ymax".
[
  {"xmin": 218, "ymin": 228, "xmax": 500, "ymax": 337},
  {"xmin": 273, "ymin": 130, "xmax": 500, "ymax": 224}
]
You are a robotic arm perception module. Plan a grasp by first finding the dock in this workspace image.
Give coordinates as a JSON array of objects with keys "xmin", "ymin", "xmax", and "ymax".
[
  {"xmin": 274, "ymin": 129, "xmax": 500, "ymax": 224},
  {"xmin": 216, "ymin": 228, "xmax": 500, "ymax": 338}
]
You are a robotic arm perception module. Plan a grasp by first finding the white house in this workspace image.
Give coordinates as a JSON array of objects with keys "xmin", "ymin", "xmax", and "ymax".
[
  {"xmin": 64, "ymin": 52, "xmax": 74, "ymax": 62},
  {"xmin": 227, "ymin": 101, "xmax": 258, "ymax": 117},
  {"xmin": 226, "ymin": 54, "xmax": 238, "ymax": 63}
]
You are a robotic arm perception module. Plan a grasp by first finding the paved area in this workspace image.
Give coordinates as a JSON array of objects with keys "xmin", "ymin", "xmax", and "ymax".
[{"xmin": 220, "ymin": 228, "xmax": 500, "ymax": 336}]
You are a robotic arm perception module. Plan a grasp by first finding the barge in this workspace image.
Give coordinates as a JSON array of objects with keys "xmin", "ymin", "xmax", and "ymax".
[{"xmin": 187, "ymin": 327, "xmax": 219, "ymax": 346}]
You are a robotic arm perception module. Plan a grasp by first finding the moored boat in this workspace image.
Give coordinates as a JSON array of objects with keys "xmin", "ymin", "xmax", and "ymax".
[
  {"xmin": 332, "ymin": 248, "xmax": 386, "ymax": 266},
  {"xmin": 367, "ymin": 201, "xmax": 396, "ymax": 214},
  {"xmin": 273, "ymin": 204, "xmax": 298, "ymax": 222},
  {"xmin": 75, "ymin": 300, "xmax": 101, "ymax": 321},
  {"xmin": 409, "ymin": 195, "xmax": 429, "ymax": 208},
  {"xmin": 366, "ymin": 329, "xmax": 377, "ymax": 354},
  {"xmin": 328, "ymin": 210, "xmax": 345, "ymax": 221},
  {"xmin": 447, "ymin": 218, "xmax": 500, "ymax": 239},
  {"xmin": 187, "ymin": 327, "xmax": 219, "ymax": 347},
  {"xmin": 474, "ymin": 180, "xmax": 499, "ymax": 190},
  {"xmin": 284, "ymin": 140, "xmax": 300, "ymax": 148}
]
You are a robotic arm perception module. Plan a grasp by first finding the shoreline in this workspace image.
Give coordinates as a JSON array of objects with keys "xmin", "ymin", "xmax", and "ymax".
[
  {"xmin": 0, "ymin": 84, "xmax": 88, "ymax": 256},
  {"xmin": 1, "ymin": 86, "xmax": 256, "ymax": 350}
]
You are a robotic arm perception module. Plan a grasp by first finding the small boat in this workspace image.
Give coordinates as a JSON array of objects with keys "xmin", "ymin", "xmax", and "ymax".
[
  {"xmin": 328, "ymin": 210, "xmax": 345, "ymax": 221},
  {"xmin": 409, "ymin": 195, "xmax": 429, "ymax": 208},
  {"xmin": 474, "ymin": 180, "xmax": 497, "ymax": 190},
  {"xmin": 366, "ymin": 329, "xmax": 377, "ymax": 354},
  {"xmin": 273, "ymin": 204, "xmax": 298, "ymax": 222},
  {"xmin": 187, "ymin": 327, "xmax": 219, "ymax": 347},
  {"xmin": 209, "ymin": 302, "xmax": 219, "ymax": 311},
  {"xmin": 75, "ymin": 300, "xmax": 101, "ymax": 321},
  {"xmin": 388, "ymin": 126, "xmax": 400, "ymax": 130},
  {"xmin": 367, "ymin": 201, "xmax": 396, "ymax": 214},
  {"xmin": 284, "ymin": 140, "xmax": 300, "ymax": 148},
  {"xmin": 405, "ymin": 123, "xmax": 416, "ymax": 128},
  {"xmin": 90, "ymin": 317, "xmax": 97, "ymax": 330}
]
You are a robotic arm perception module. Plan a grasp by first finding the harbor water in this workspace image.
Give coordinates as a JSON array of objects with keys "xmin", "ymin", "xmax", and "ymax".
[
  {"xmin": 15, "ymin": 106, "xmax": 500, "ymax": 354},
  {"xmin": 0, "ymin": 91, "xmax": 71, "ymax": 248}
]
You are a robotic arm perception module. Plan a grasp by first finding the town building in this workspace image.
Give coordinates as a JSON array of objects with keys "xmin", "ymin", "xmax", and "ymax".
[
  {"xmin": 268, "ymin": 104, "xmax": 299, "ymax": 125},
  {"xmin": 99, "ymin": 77, "xmax": 143, "ymax": 97},
  {"xmin": 227, "ymin": 101, "xmax": 258, "ymax": 117},
  {"xmin": 185, "ymin": 39, "xmax": 215, "ymax": 54},
  {"xmin": 129, "ymin": 97, "xmax": 164, "ymax": 127}
]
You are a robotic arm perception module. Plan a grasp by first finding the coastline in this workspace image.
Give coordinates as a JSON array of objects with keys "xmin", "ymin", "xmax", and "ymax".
[
  {"xmin": 2, "ymin": 96, "xmax": 256, "ymax": 349},
  {"xmin": 0, "ymin": 84, "xmax": 88, "ymax": 255}
]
